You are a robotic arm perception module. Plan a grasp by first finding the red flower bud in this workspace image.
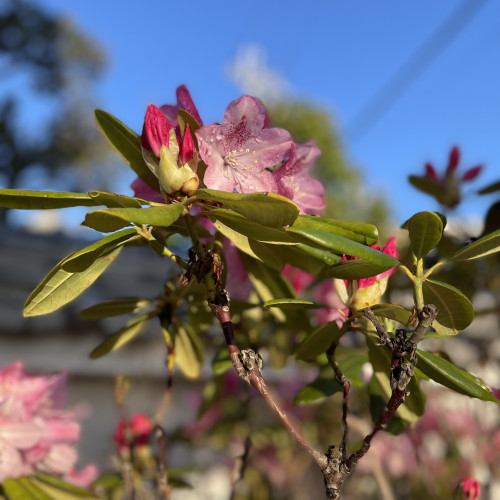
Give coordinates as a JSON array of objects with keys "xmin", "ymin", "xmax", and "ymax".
[
  {"xmin": 446, "ymin": 145, "xmax": 460, "ymax": 174},
  {"xmin": 179, "ymin": 123, "xmax": 195, "ymax": 165},
  {"xmin": 461, "ymin": 165, "xmax": 483, "ymax": 182},
  {"xmin": 425, "ymin": 163, "xmax": 440, "ymax": 183},
  {"xmin": 141, "ymin": 104, "xmax": 172, "ymax": 157},
  {"xmin": 461, "ymin": 478, "xmax": 480, "ymax": 500}
]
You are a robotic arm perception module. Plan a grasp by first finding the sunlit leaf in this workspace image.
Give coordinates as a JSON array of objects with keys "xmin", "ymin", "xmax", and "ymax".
[
  {"xmin": 294, "ymin": 370, "xmax": 343, "ymax": 405},
  {"xmin": 286, "ymin": 226, "xmax": 400, "ymax": 267},
  {"xmin": 80, "ymin": 298, "xmax": 154, "ymax": 319},
  {"xmin": 95, "ymin": 110, "xmax": 159, "ymax": 189},
  {"xmin": 450, "ymin": 229, "xmax": 500, "ymax": 261},
  {"xmin": 83, "ymin": 204, "xmax": 184, "ymax": 232},
  {"xmin": 88, "ymin": 191, "xmax": 143, "ymax": 208},
  {"xmin": 416, "ymin": 350, "xmax": 500, "ymax": 403},
  {"xmin": 263, "ymin": 299, "xmax": 321, "ymax": 310},
  {"xmin": 402, "ymin": 211, "xmax": 445, "ymax": 258},
  {"xmin": 367, "ymin": 304, "xmax": 412, "ymax": 325},
  {"xmin": 293, "ymin": 215, "xmax": 378, "ymax": 245},
  {"xmin": 324, "ymin": 259, "xmax": 394, "ymax": 280},
  {"xmin": 197, "ymin": 189, "xmax": 299, "ymax": 227},
  {"xmin": 33, "ymin": 472, "xmax": 96, "ymax": 498},
  {"xmin": 422, "ymin": 279, "xmax": 474, "ymax": 334},
  {"xmin": 175, "ymin": 323, "xmax": 204, "ymax": 379},
  {"xmin": 0, "ymin": 189, "xmax": 96, "ymax": 209},
  {"xmin": 24, "ymin": 247, "xmax": 122, "ymax": 317},
  {"xmin": 2, "ymin": 478, "xmax": 45, "ymax": 500},
  {"xmin": 89, "ymin": 314, "xmax": 149, "ymax": 358}
]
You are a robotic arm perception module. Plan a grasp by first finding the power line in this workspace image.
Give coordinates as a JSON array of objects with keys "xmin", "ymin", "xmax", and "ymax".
[{"xmin": 345, "ymin": 0, "xmax": 490, "ymax": 142}]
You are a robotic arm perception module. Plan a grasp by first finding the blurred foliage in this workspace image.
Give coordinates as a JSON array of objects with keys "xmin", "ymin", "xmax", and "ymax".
[
  {"xmin": 268, "ymin": 102, "xmax": 389, "ymax": 230},
  {"xmin": 0, "ymin": 0, "xmax": 112, "ymax": 221}
]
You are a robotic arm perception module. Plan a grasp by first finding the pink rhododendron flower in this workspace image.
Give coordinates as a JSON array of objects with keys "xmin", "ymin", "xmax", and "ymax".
[
  {"xmin": 313, "ymin": 280, "xmax": 349, "ymax": 327},
  {"xmin": 273, "ymin": 142, "xmax": 325, "ymax": 214},
  {"xmin": 196, "ymin": 95, "xmax": 293, "ymax": 193},
  {"xmin": 282, "ymin": 264, "xmax": 315, "ymax": 296},
  {"xmin": 0, "ymin": 362, "xmax": 95, "ymax": 485},
  {"xmin": 159, "ymin": 84, "xmax": 203, "ymax": 128}
]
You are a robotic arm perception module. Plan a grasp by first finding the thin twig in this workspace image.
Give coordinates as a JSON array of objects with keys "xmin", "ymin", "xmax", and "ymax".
[
  {"xmin": 155, "ymin": 425, "xmax": 171, "ymax": 500},
  {"xmin": 229, "ymin": 436, "xmax": 252, "ymax": 500}
]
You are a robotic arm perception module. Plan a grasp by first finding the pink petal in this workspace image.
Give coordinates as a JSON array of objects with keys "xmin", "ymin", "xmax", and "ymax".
[
  {"xmin": 130, "ymin": 178, "xmax": 164, "ymax": 203},
  {"xmin": 0, "ymin": 441, "xmax": 26, "ymax": 482},
  {"xmin": 0, "ymin": 422, "xmax": 41, "ymax": 449},
  {"xmin": 65, "ymin": 464, "xmax": 99, "ymax": 489},
  {"xmin": 223, "ymin": 240, "xmax": 252, "ymax": 301},
  {"xmin": 425, "ymin": 163, "xmax": 440, "ymax": 183},
  {"xmin": 446, "ymin": 145, "xmax": 460, "ymax": 174},
  {"xmin": 176, "ymin": 84, "xmax": 203, "ymax": 126},
  {"xmin": 179, "ymin": 123, "xmax": 195, "ymax": 165},
  {"xmin": 461, "ymin": 165, "xmax": 483, "ymax": 182},
  {"xmin": 282, "ymin": 265, "xmax": 315, "ymax": 295},
  {"xmin": 39, "ymin": 443, "xmax": 77, "ymax": 475}
]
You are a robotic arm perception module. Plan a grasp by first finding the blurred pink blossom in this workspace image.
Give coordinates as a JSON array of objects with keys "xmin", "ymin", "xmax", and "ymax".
[{"xmin": 0, "ymin": 362, "xmax": 96, "ymax": 487}]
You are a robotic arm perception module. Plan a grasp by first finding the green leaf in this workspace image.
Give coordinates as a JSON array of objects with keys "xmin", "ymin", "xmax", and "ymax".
[
  {"xmin": 34, "ymin": 472, "xmax": 96, "ymax": 498},
  {"xmin": 416, "ymin": 350, "xmax": 500, "ymax": 403},
  {"xmin": 174, "ymin": 323, "xmax": 204, "ymax": 379},
  {"xmin": 402, "ymin": 211, "xmax": 445, "ymax": 258},
  {"xmin": 324, "ymin": 259, "xmax": 394, "ymax": 280},
  {"xmin": 450, "ymin": 229, "xmax": 500, "ymax": 261},
  {"xmin": 83, "ymin": 204, "xmax": 184, "ymax": 232},
  {"xmin": 89, "ymin": 314, "xmax": 149, "ymax": 358},
  {"xmin": 80, "ymin": 298, "xmax": 154, "ymax": 319},
  {"xmin": 197, "ymin": 188, "xmax": 299, "ymax": 227},
  {"xmin": 336, "ymin": 347, "xmax": 370, "ymax": 388},
  {"xmin": 422, "ymin": 279, "xmax": 474, "ymax": 334},
  {"xmin": 293, "ymin": 215, "xmax": 378, "ymax": 245},
  {"xmin": 478, "ymin": 180, "xmax": 500, "ymax": 194},
  {"xmin": 95, "ymin": 109, "xmax": 159, "ymax": 189},
  {"xmin": 24, "ymin": 247, "xmax": 122, "ymax": 317},
  {"xmin": 408, "ymin": 175, "xmax": 444, "ymax": 199},
  {"xmin": 367, "ymin": 338, "xmax": 426, "ymax": 421},
  {"xmin": 294, "ymin": 370, "xmax": 343, "ymax": 405},
  {"xmin": 286, "ymin": 226, "xmax": 400, "ymax": 267},
  {"xmin": 62, "ymin": 229, "xmax": 138, "ymax": 272},
  {"xmin": 2, "ymin": 478, "xmax": 45, "ymax": 500},
  {"xmin": 88, "ymin": 191, "xmax": 143, "ymax": 208},
  {"xmin": 295, "ymin": 321, "xmax": 344, "ymax": 361},
  {"xmin": 263, "ymin": 299, "xmax": 321, "ymax": 310},
  {"xmin": 212, "ymin": 349, "xmax": 233, "ymax": 375},
  {"xmin": 0, "ymin": 189, "xmax": 97, "ymax": 209},
  {"xmin": 367, "ymin": 304, "xmax": 412, "ymax": 325}
]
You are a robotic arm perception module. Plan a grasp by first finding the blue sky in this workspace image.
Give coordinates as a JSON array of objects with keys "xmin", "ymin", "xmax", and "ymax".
[{"xmin": 20, "ymin": 0, "xmax": 500, "ymax": 229}]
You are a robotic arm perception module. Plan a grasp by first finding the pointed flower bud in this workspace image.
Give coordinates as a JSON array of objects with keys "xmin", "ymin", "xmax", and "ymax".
[
  {"xmin": 461, "ymin": 165, "xmax": 483, "ymax": 182},
  {"xmin": 141, "ymin": 104, "xmax": 172, "ymax": 157},
  {"xmin": 179, "ymin": 124, "xmax": 195, "ymax": 165},
  {"xmin": 453, "ymin": 478, "xmax": 480, "ymax": 500},
  {"xmin": 446, "ymin": 145, "xmax": 460, "ymax": 175},
  {"xmin": 425, "ymin": 163, "xmax": 440, "ymax": 184}
]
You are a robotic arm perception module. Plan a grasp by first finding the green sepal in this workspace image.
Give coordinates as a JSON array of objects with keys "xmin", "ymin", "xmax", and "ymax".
[
  {"xmin": 416, "ymin": 350, "xmax": 500, "ymax": 403},
  {"xmin": 402, "ymin": 211, "xmax": 445, "ymax": 258},
  {"xmin": 83, "ymin": 204, "xmax": 185, "ymax": 232},
  {"xmin": 94, "ymin": 109, "xmax": 159, "ymax": 189},
  {"xmin": 80, "ymin": 298, "xmax": 154, "ymax": 319},
  {"xmin": 422, "ymin": 279, "xmax": 474, "ymax": 335},
  {"xmin": 450, "ymin": 229, "xmax": 500, "ymax": 261},
  {"xmin": 295, "ymin": 321, "xmax": 344, "ymax": 361},
  {"xmin": 293, "ymin": 215, "xmax": 378, "ymax": 245},
  {"xmin": 286, "ymin": 226, "xmax": 400, "ymax": 268},
  {"xmin": 89, "ymin": 314, "xmax": 150, "ymax": 358},
  {"xmin": 24, "ymin": 247, "xmax": 122, "ymax": 317},
  {"xmin": 0, "ymin": 189, "xmax": 96, "ymax": 209},
  {"xmin": 197, "ymin": 188, "xmax": 299, "ymax": 227}
]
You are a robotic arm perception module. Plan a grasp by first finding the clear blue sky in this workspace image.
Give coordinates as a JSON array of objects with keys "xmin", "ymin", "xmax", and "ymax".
[{"xmin": 27, "ymin": 0, "xmax": 500, "ymax": 228}]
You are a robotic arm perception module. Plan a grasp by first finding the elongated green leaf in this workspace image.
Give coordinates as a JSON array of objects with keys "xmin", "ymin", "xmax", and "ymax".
[
  {"xmin": 402, "ymin": 211, "xmax": 445, "ymax": 258},
  {"xmin": 34, "ymin": 472, "xmax": 96, "ymax": 498},
  {"xmin": 294, "ymin": 371, "xmax": 343, "ymax": 405},
  {"xmin": 175, "ymin": 323, "xmax": 203, "ymax": 379},
  {"xmin": 478, "ymin": 180, "xmax": 500, "ymax": 194},
  {"xmin": 0, "ymin": 189, "xmax": 97, "ymax": 209},
  {"xmin": 2, "ymin": 478, "xmax": 41, "ymax": 500},
  {"xmin": 95, "ymin": 109, "xmax": 159, "ymax": 189},
  {"xmin": 422, "ymin": 279, "xmax": 474, "ymax": 334},
  {"xmin": 367, "ymin": 338, "xmax": 426, "ymax": 421},
  {"xmin": 450, "ymin": 229, "xmax": 500, "ymax": 261},
  {"xmin": 80, "ymin": 298, "xmax": 154, "ymax": 319},
  {"xmin": 416, "ymin": 350, "xmax": 499, "ymax": 403},
  {"xmin": 293, "ymin": 215, "xmax": 378, "ymax": 245},
  {"xmin": 83, "ymin": 204, "xmax": 184, "ymax": 232},
  {"xmin": 88, "ymin": 191, "xmax": 142, "ymax": 208},
  {"xmin": 62, "ymin": 229, "xmax": 138, "ymax": 272},
  {"xmin": 408, "ymin": 175, "xmax": 444, "ymax": 199},
  {"xmin": 89, "ymin": 314, "xmax": 149, "ymax": 358},
  {"xmin": 368, "ymin": 304, "xmax": 412, "ymax": 325},
  {"xmin": 197, "ymin": 189, "xmax": 299, "ymax": 227},
  {"xmin": 324, "ymin": 259, "xmax": 393, "ymax": 280},
  {"xmin": 24, "ymin": 247, "xmax": 122, "ymax": 317},
  {"xmin": 295, "ymin": 321, "xmax": 344, "ymax": 361},
  {"xmin": 286, "ymin": 227, "xmax": 400, "ymax": 267},
  {"xmin": 263, "ymin": 299, "xmax": 321, "ymax": 310}
]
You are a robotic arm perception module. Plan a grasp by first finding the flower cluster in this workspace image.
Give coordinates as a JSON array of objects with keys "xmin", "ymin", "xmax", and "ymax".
[
  {"xmin": 132, "ymin": 85, "xmax": 325, "ymax": 215},
  {"xmin": 0, "ymin": 362, "xmax": 97, "ymax": 487}
]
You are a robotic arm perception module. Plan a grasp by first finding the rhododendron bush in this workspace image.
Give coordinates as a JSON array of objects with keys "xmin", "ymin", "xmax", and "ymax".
[{"xmin": 1, "ymin": 85, "xmax": 499, "ymax": 499}]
